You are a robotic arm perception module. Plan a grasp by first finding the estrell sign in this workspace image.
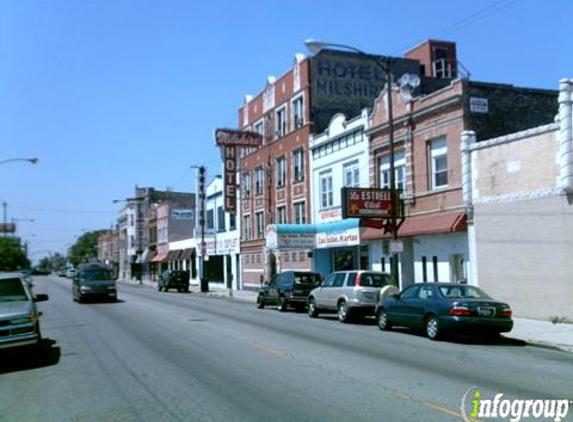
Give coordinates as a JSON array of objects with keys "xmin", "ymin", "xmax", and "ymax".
[{"xmin": 341, "ymin": 187, "xmax": 392, "ymax": 219}]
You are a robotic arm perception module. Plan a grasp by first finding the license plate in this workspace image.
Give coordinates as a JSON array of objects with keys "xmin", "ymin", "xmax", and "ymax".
[
  {"xmin": 108, "ymin": 293, "xmax": 116, "ymax": 297},
  {"xmin": 362, "ymin": 292, "xmax": 375, "ymax": 299},
  {"xmin": 478, "ymin": 307, "xmax": 495, "ymax": 317}
]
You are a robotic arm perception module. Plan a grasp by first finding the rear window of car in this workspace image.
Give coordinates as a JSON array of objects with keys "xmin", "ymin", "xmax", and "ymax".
[
  {"xmin": 358, "ymin": 273, "xmax": 395, "ymax": 288},
  {"xmin": 438, "ymin": 285, "xmax": 491, "ymax": 299},
  {"xmin": 0, "ymin": 278, "xmax": 28, "ymax": 302},
  {"xmin": 294, "ymin": 273, "xmax": 321, "ymax": 285},
  {"xmin": 80, "ymin": 269, "xmax": 114, "ymax": 281}
]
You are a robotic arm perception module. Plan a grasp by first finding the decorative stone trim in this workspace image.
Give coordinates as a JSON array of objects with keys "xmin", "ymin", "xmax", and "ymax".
[
  {"xmin": 474, "ymin": 188, "xmax": 565, "ymax": 205},
  {"xmin": 470, "ymin": 123, "xmax": 559, "ymax": 151}
]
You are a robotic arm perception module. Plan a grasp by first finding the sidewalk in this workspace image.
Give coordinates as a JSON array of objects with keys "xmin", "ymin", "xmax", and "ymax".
[{"xmin": 124, "ymin": 280, "xmax": 573, "ymax": 353}]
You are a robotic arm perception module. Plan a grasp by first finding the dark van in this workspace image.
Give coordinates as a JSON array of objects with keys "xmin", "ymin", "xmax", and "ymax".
[
  {"xmin": 72, "ymin": 263, "xmax": 117, "ymax": 303},
  {"xmin": 257, "ymin": 271, "xmax": 323, "ymax": 311}
]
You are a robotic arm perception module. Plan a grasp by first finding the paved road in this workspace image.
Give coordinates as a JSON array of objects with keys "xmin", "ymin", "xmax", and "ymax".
[{"xmin": 1, "ymin": 276, "xmax": 571, "ymax": 422}]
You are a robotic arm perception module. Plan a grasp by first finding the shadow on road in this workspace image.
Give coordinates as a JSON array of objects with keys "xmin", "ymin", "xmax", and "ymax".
[
  {"xmin": 382, "ymin": 327, "xmax": 528, "ymax": 347},
  {"xmin": 0, "ymin": 339, "xmax": 61, "ymax": 374}
]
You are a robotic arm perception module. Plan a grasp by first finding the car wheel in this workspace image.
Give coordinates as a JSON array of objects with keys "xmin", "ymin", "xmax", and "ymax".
[
  {"xmin": 307, "ymin": 298, "xmax": 319, "ymax": 318},
  {"xmin": 337, "ymin": 301, "xmax": 351, "ymax": 323},
  {"xmin": 277, "ymin": 296, "xmax": 288, "ymax": 312},
  {"xmin": 376, "ymin": 309, "xmax": 392, "ymax": 331},
  {"xmin": 257, "ymin": 294, "xmax": 266, "ymax": 309},
  {"xmin": 425, "ymin": 315, "xmax": 441, "ymax": 340}
]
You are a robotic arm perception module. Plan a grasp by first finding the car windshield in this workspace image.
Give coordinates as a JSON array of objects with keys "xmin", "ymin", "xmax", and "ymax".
[
  {"xmin": 294, "ymin": 274, "xmax": 321, "ymax": 285},
  {"xmin": 438, "ymin": 285, "xmax": 491, "ymax": 299},
  {"xmin": 0, "ymin": 278, "xmax": 29, "ymax": 302},
  {"xmin": 360, "ymin": 273, "xmax": 396, "ymax": 288},
  {"xmin": 80, "ymin": 269, "xmax": 114, "ymax": 281}
]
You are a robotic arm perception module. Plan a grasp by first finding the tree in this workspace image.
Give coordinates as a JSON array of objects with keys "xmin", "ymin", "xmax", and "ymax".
[
  {"xmin": 37, "ymin": 252, "xmax": 66, "ymax": 272},
  {"xmin": 69, "ymin": 230, "xmax": 106, "ymax": 266},
  {"xmin": 0, "ymin": 237, "xmax": 30, "ymax": 272}
]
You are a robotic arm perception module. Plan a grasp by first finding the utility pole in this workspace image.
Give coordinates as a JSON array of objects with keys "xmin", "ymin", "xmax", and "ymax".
[{"xmin": 197, "ymin": 165, "xmax": 207, "ymax": 292}]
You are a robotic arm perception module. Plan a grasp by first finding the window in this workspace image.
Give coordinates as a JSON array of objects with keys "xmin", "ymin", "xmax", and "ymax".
[
  {"xmin": 243, "ymin": 215, "xmax": 252, "ymax": 240},
  {"xmin": 276, "ymin": 156, "xmax": 286, "ymax": 187},
  {"xmin": 130, "ymin": 214, "xmax": 134, "ymax": 226},
  {"xmin": 255, "ymin": 167, "xmax": 264, "ymax": 196},
  {"xmin": 229, "ymin": 213, "xmax": 236, "ymax": 230},
  {"xmin": 242, "ymin": 172, "xmax": 251, "ymax": 198},
  {"xmin": 343, "ymin": 160, "xmax": 360, "ymax": 187},
  {"xmin": 206, "ymin": 209, "xmax": 215, "ymax": 230},
  {"xmin": 256, "ymin": 211, "xmax": 264, "ymax": 238},
  {"xmin": 129, "ymin": 235, "xmax": 134, "ymax": 249},
  {"xmin": 294, "ymin": 201, "xmax": 306, "ymax": 224},
  {"xmin": 293, "ymin": 148, "xmax": 304, "ymax": 182},
  {"xmin": 319, "ymin": 170, "xmax": 333, "ymax": 208},
  {"xmin": 292, "ymin": 96, "xmax": 304, "ymax": 129},
  {"xmin": 276, "ymin": 106, "xmax": 287, "ymax": 137},
  {"xmin": 277, "ymin": 205, "xmax": 287, "ymax": 224},
  {"xmin": 217, "ymin": 206, "xmax": 225, "ymax": 231},
  {"xmin": 430, "ymin": 137, "xmax": 448, "ymax": 189},
  {"xmin": 254, "ymin": 120, "xmax": 264, "ymax": 136},
  {"xmin": 380, "ymin": 150, "xmax": 405, "ymax": 192}
]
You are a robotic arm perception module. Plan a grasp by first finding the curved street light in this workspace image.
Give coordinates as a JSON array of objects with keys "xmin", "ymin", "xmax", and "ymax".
[
  {"xmin": 0, "ymin": 157, "xmax": 39, "ymax": 166},
  {"xmin": 305, "ymin": 39, "xmax": 401, "ymax": 285}
]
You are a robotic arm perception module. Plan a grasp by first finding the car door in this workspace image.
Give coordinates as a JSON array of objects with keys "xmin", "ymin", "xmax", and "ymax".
[
  {"xmin": 405, "ymin": 285, "xmax": 435, "ymax": 328},
  {"xmin": 314, "ymin": 273, "xmax": 336, "ymax": 308},
  {"xmin": 266, "ymin": 275, "xmax": 279, "ymax": 304},
  {"xmin": 390, "ymin": 285, "xmax": 420, "ymax": 326},
  {"xmin": 328, "ymin": 272, "xmax": 347, "ymax": 310}
]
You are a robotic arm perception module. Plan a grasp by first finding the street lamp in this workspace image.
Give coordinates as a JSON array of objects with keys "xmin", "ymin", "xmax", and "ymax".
[
  {"xmin": 0, "ymin": 157, "xmax": 38, "ymax": 166},
  {"xmin": 305, "ymin": 39, "xmax": 401, "ymax": 285}
]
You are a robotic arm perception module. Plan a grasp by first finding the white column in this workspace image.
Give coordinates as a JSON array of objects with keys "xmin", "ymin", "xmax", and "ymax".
[
  {"xmin": 558, "ymin": 78, "xmax": 573, "ymax": 192},
  {"xmin": 460, "ymin": 131, "xmax": 476, "ymax": 206}
]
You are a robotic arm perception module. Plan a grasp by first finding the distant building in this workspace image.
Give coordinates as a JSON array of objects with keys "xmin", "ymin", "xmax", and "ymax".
[
  {"xmin": 116, "ymin": 187, "xmax": 195, "ymax": 283},
  {"xmin": 97, "ymin": 229, "xmax": 119, "ymax": 273}
]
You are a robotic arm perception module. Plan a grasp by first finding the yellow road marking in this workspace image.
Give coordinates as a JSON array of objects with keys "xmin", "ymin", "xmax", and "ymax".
[
  {"xmin": 392, "ymin": 391, "xmax": 411, "ymax": 400},
  {"xmin": 246, "ymin": 341, "xmax": 283, "ymax": 356},
  {"xmin": 423, "ymin": 401, "xmax": 482, "ymax": 421}
]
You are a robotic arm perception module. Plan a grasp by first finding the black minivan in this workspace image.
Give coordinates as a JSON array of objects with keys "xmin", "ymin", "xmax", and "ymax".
[{"xmin": 257, "ymin": 271, "xmax": 323, "ymax": 312}]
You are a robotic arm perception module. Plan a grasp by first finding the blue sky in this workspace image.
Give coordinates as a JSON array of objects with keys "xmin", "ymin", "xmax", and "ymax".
[{"xmin": 0, "ymin": 0, "xmax": 570, "ymax": 261}]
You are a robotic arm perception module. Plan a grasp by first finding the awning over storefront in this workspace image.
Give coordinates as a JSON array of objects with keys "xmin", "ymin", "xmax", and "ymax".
[
  {"xmin": 360, "ymin": 212, "xmax": 467, "ymax": 241},
  {"xmin": 179, "ymin": 248, "xmax": 196, "ymax": 260},
  {"xmin": 151, "ymin": 253, "xmax": 168, "ymax": 263},
  {"xmin": 167, "ymin": 250, "xmax": 181, "ymax": 261}
]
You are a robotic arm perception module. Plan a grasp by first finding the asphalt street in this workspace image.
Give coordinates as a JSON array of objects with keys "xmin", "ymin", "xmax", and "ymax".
[{"xmin": 1, "ymin": 275, "xmax": 571, "ymax": 422}]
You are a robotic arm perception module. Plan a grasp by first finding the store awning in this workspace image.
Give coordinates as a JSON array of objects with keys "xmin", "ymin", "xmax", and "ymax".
[
  {"xmin": 179, "ymin": 248, "xmax": 196, "ymax": 260},
  {"xmin": 167, "ymin": 250, "xmax": 181, "ymax": 261},
  {"xmin": 151, "ymin": 253, "xmax": 168, "ymax": 263},
  {"xmin": 360, "ymin": 212, "xmax": 467, "ymax": 241}
]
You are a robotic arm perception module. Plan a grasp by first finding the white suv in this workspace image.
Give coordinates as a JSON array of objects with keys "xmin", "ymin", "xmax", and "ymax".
[{"xmin": 307, "ymin": 271, "xmax": 399, "ymax": 323}]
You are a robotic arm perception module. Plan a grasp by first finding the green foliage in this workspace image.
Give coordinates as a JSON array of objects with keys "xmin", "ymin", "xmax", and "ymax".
[
  {"xmin": 38, "ymin": 252, "xmax": 66, "ymax": 272},
  {"xmin": 0, "ymin": 237, "xmax": 30, "ymax": 272},
  {"xmin": 69, "ymin": 230, "xmax": 106, "ymax": 266}
]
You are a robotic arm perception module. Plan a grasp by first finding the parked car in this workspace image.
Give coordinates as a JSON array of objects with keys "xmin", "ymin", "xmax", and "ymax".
[
  {"xmin": 0, "ymin": 272, "xmax": 49, "ymax": 352},
  {"xmin": 307, "ymin": 270, "xmax": 399, "ymax": 323},
  {"xmin": 375, "ymin": 283, "xmax": 513, "ymax": 340},
  {"xmin": 157, "ymin": 270, "xmax": 190, "ymax": 293},
  {"xmin": 66, "ymin": 267, "xmax": 76, "ymax": 278},
  {"xmin": 72, "ymin": 263, "xmax": 117, "ymax": 303},
  {"xmin": 257, "ymin": 271, "xmax": 323, "ymax": 311},
  {"xmin": 31, "ymin": 267, "xmax": 51, "ymax": 276}
]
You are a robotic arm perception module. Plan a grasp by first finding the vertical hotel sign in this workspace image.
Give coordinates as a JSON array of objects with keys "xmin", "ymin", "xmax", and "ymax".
[{"xmin": 215, "ymin": 129, "xmax": 262, "ymax": 214}]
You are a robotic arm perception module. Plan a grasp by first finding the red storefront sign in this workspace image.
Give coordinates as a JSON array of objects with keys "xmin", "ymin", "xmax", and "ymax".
[{"xmin": 341, "ymin": 187, "xmax": 392, "ymax": 219}]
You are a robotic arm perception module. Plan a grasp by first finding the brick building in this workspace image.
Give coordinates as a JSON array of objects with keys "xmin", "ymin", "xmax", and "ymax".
[
  {"xmin": 363, "ymin": 40, "xmax": 558, "ymax": 287},
  {"xmin": 237, "ymin": 49, "xmax": 422, "ymax": 287}
]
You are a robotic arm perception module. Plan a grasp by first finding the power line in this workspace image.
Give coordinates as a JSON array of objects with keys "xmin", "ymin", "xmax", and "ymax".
[{"xmin": 395, "ymin": 0, "xmax": 522, "ymax": 55}]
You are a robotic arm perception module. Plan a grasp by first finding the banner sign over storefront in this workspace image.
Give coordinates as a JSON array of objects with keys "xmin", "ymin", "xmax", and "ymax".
[
  {"xmin": 341, "ymin": 187, "xmax": 392, "ymax": 218},
  {"xmin": 266, "ymin": 219, "xmax": 360, "ymax": 250}
]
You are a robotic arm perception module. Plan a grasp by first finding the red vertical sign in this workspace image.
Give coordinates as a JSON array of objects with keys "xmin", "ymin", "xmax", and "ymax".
[{"xmin": 224, "ymin": 146, "xmax": 237, "ymax": 214}]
